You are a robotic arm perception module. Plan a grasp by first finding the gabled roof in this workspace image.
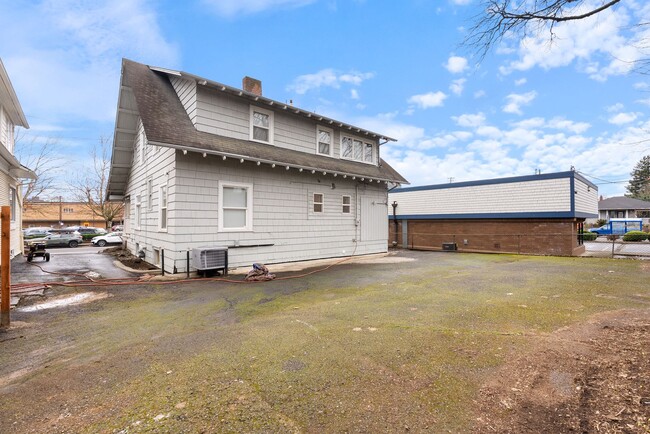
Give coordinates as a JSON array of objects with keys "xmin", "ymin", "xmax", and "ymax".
[
  {"xmin": 598, "ymin": 196, "xmax": 650, "ymax": 210},
  {"xmin": 107, "ymin": 59, "xmax": 407, "ymax": 199},
  {"xmin": 0, "ymin": 58, "xmax": 29, "ymax": 128}
]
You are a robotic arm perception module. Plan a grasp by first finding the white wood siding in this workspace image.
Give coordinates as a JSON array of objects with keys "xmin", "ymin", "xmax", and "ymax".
[
  {"xmin": 574, "ymin": 178, "xmax": 598, "ymax": 215},
  {"xmin": 389, "ymin": 178, "xmax": 572, "ymax": 216},
  {"xmin": 0, "ymin": 105, "xmax": 15, "ymax": 153},
  {"xmin": 122, "ymin": 118, "xmax": 178, "ymax": 268},
  {"xmin": 191, "ymin": 86, "xmax": 377, "ymax": 162},
  {"xmin": 170, "ymin": 77, "xmax": 197, "ymax": 124},
  {"xmin": 127, "ymin": 151, "xmax": 388, "ymax": 271}
]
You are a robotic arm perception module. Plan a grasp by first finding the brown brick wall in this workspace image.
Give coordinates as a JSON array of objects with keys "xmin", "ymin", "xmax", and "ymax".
[{"xmin": 390, "ymin": 218, "xmax": 586, "ymax": 256}]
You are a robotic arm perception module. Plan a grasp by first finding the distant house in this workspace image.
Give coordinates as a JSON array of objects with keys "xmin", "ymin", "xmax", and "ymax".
[
  {"xmin": 23, "ymin": 200, "xmax": 122, "ymax": 229},
  {"xmin": 107, "ymin": 59, "xmax": 407, "ymax": 273},
  {"xmin": 595, "ymin": 196, "xmax": 650, "ymax": 223},
  {"xmin": 0, "ymin": 58, "xmax": 36, "ymax": 259},
  {"xmin": 389, "ymin": 171, "xmax": 598, "ymax": 256}
]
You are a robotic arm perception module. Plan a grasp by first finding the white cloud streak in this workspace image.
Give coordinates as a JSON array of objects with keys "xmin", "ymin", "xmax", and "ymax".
[
  {"xmin": 502, "ymin": 91, "xmax": 537, "ymax": 115},
  {"xmin": 287, "ymin": 69, "xmax": 375, "ymax": 95},
  {"xmin": 407, "ymin": 91, "xmax": 448, "ymax": 109},
  {"xmin": 201, "ymin": 0, "xmax": 316, "ymax": 17}
]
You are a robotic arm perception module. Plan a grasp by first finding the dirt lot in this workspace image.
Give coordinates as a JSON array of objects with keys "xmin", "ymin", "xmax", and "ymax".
[{"xmin": 1, "ymin": 251, "xmax": 649, "ymax": 433}]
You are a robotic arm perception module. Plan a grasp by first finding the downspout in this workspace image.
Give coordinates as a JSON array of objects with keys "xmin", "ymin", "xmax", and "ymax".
[{"xmin": 391, "ymin": 201, "xmax": 398, "ymax": 246}]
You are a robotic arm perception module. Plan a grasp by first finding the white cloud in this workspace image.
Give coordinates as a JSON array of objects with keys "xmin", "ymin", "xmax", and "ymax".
[
  {"xmin": 608, "ymin": 112, "xmax": 640, "ymax": 125},
  {"xmin": 201, "ymin": 0, "xmax": 315, "ymax": 17},
  {"xmin": 0, "ymin": 0, "xmax": 178, "ymax": 123},
  {"xmin": 287, "ymin": 69, "xmax": 374, "ymax": 94},
  {"xmin": 502, "ymin": 91, "xmax": 537, "ymax": 115},
  {"xmin": 474, "ymin": 90, "xmax": 486, "ymax": 98},
  {"xmin": 350, "ymin": 89, "xmax": 359, "ymax": 100},
  {"xmin": 606, "ymin": 103, "xmax": 624, "ymax": 112},
  {"xmin": 450, "ymin": 0, "xmax": 472, "ymax": 5},
  {"xmin": 444, "ymin": 56, "xmax": 468, "ymax": 74},
  {"xmin": 452, "ymin": 112, "xmax": 485, "ymax": 128},
  {"xmin": 635, "ymin": 98, "xmax": 650, "ymax": 107},
  {"xmin": 514, "ymin": 78, "xmax": 527, "ymax": 86},
  {"xmin": 407, "ymin": 91, "xmax": 448, "ymax": 109},
  {"xmin": 449, "ymin": 78, "xmax": 467, "ymax": 96},
  {"xmin": 498, "ymin": 2, "xmax": 645, "ymax": 81}
]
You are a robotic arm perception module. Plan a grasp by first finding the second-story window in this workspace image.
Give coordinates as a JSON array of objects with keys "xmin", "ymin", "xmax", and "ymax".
[
  {"xmin": 341, "ymin": 135, "xmax": 374, "ymax": 164},
  {"xmin": 250, "ymin": 106, "xmax": 273, "ymax": 144},
  {"xmin": 317, "ymin": 126, "xmax": 333, "ymax": 156}
]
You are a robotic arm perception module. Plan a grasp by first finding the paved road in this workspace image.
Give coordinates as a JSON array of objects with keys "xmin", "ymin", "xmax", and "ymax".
[{"xmin": 12, "ymin": 244, "xmax": 135, "ymax": 285}]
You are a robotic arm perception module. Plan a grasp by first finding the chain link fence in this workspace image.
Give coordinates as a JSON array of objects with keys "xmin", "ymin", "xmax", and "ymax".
[{"xmin": 397, "ymin": 231, "xmax": 650, "ymax": 258}]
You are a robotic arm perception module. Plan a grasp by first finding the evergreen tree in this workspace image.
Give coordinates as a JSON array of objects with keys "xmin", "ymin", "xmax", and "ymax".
[{"xmin": 626, "ymin": 155, "xmax": 650, "ymax": 201}]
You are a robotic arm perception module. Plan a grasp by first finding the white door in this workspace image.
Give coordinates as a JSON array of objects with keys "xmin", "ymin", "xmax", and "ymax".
[{"xmin": 361, "ymin": 197, "xmax": 387, "ymax": 241}]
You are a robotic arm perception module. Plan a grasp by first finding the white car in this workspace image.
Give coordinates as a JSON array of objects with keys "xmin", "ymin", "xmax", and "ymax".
[{"xmin": 91, "ymin": 232, "xmax": 123, "ymax": 247}]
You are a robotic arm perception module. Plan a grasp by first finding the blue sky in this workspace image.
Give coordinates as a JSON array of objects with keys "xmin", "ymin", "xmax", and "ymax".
[{"xmin": 1, "ymin": 0, "xmax": 649, "ymax": 197}]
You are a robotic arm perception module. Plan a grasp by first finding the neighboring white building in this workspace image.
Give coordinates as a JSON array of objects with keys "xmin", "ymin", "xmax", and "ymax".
[
  {"xmin": 388, "ymin": 171, "xmax": 598, "ymax": 256},
  {"xmin": 0, "ymin": 59, "xmax": 36, "ymax": 260},
  {"xmin": 107, "ymin": 59, "xmax": 407, "ymax": 273}
]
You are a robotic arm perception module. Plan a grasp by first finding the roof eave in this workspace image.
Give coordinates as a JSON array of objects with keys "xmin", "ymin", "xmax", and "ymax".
[
  {"xmin": 159, "ymin": 69, "xmax": 397, "ymax": 143},
  {"xmin": 150, "ymin": 140, "xmax": 404, "ymax": 184}
]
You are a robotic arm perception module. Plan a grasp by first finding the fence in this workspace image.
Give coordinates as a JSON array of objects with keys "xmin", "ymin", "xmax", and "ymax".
[{"xmin": 398, "ymin": 231, "xmax": 650, "ymax": 258}]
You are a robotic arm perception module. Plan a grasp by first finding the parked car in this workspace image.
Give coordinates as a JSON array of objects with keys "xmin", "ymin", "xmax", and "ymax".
[
  {"xmin": 26, "ymin": 232, "xmax": 83, "ymax": 248},
  {"xmin": 111, "ymin": 225, "xmax": 123, "ymax": 232},
  {"xmin": 23, "ymin": 227, "xmax": 53, "ymax": 239},
  {"xmin": 588, "ymin": 218, "xmax": 643, "ymax": 236},
  {"xmin": 67, "ymin": 226, "xmax": 108, "ymax": 241},
  {"xmin": 91, "ymin": 232, "xmax": 123, "ymax": 247}
]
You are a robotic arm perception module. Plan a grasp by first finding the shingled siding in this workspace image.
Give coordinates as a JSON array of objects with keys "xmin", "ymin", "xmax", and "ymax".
[
  {"xmin": 169, "ymin": 76, "xmax": 197, "ymax": 124},
  {"xmin": 189, "ymin": 85, "xmax": 377, "ymax": 160},
  {"xmin": 122, "ymin": 118, "xmax": 178, "ymax": 268},
  {"xmin": 157, "ymin": 152, "xmax": 388, "ymax": 271},
  {"xmin": 574, "ymin": 177, "xmax": 598, "ymax": 216}
]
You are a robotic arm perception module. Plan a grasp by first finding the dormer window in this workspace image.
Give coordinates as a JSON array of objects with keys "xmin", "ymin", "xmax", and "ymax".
[
  {"xmin": 341, "ymin": 135, "xmax": 374, "ymax": 164},
  {"xmin": 316, "ymin": 126, "xmax": 333, "ymax": 156},
  {"xmin": 250, "ymin": 106, "xmax": 273, "ymax": 144}
]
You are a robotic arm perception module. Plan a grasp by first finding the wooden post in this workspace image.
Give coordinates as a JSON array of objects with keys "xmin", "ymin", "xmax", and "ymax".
[{"xmin": 1, "ymin": 206, "xmax": 11, "ymax": 328}]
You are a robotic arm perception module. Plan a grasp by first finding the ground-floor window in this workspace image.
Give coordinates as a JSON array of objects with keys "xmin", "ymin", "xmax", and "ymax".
[{"xmin": 219, "ymin": 182, "xmax": 253, "ymax": 231}]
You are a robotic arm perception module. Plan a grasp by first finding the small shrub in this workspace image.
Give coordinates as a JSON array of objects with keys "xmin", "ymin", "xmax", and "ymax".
[
  {"xmin": 594, "ymin": 219, "xmax": 607, "ymax": 228},
  {"xmin": 580, "ymin": 232, "xmax": 597, "ymax": 241},
  {"xmin": 622, "ymin": 231, "xmax": 649, "ymax": 242}
]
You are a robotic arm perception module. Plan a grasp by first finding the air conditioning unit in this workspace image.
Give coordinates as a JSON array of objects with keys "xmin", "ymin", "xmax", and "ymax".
[{"xmin": 192, "ymin": 246, "xmax": 228, "ymax": 275}]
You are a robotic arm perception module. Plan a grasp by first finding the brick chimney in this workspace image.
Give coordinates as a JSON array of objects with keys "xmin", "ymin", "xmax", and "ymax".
[{"xmin": 243, "ymin": 76, "xmax": 262, "ymax": 96}]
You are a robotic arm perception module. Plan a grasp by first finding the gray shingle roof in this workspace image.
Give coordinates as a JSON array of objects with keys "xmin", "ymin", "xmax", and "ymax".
[
  {"xmin": 598, "ymin": 196, "xmax": 650, "ymax": 210},
  {"xmin": 121, "ymin": 59, "xmax": 407, "ymax": 185}
]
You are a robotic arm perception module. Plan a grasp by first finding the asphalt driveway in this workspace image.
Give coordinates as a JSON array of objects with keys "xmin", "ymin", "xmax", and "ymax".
[{"xmin": 12, "ymin": 244, "xmax": 135, "ymax": 285}]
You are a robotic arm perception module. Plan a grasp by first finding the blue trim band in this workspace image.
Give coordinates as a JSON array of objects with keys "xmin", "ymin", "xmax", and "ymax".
[
  {"xmin": 389, "ymin": 211, "xmax": 596, "ymax": 220},
  {"xmin": 570, "ymin": 176, "xmax": 575, "ymax": 215},
  {"xmin": 392, "ymin": 171, "xmax": 598, "ymax": 193}
]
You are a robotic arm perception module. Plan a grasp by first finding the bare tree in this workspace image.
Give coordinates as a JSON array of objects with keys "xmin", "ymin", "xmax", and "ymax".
[
  {"xmin": 14, "ymin": 133, "xmax": 64, "ymax": 210},
  {"xmin": 464, "ymin": 0, "xmax": 627, "ymax": 59},
  {"xmin": 68, "ymin": 137, "xmax": 123, "ymax": 229}
]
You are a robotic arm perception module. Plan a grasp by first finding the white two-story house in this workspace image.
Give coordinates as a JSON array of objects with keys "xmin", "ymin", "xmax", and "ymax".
[
  {"xmin": 107, "ymin": 59, "xmax": 407, "ymax": 273},
  {"xmin": 0, "ymin": 59, "xmax": 36, "ymax": 261}
]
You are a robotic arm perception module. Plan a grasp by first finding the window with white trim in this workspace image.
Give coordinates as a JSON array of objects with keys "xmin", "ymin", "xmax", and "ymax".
[
  {"xmin": 313, "ymin": 193, "xmax": 324, "ymax": 213},
  {"xmin": 9, "ymin": 187, "xmax": 16, "ymax": 221},
  {"xmin": 316, "ymin": 126, "xmax": 333, "ymax": 156},
  {"xmin": 342, "ymin": 195, "xmax": 351, "ymax": 214},
  {"xmin": 141, "ymin": 130, "xmax": 146, "ymax": 164},
  {"xmin": 147, "ymin": 178, "xmax": 153, "ymax": 211},
  {"xmin": 159, "ymin": 185, "xmax": 167, "ymax": 230},
  {"xmin": 341, "ymin": 135, "xmax": 374, "ymax": 163},
  {"xmin": 135, "ymin": 195, "xmax": 141, "ymax": 229},
  {"xmin": 250, "ymin": 106, "xmax": 273, "ymax": 144},
  {"xmin": 219, "ymin": 182, "xmax": 253, "ymax": 231}
]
